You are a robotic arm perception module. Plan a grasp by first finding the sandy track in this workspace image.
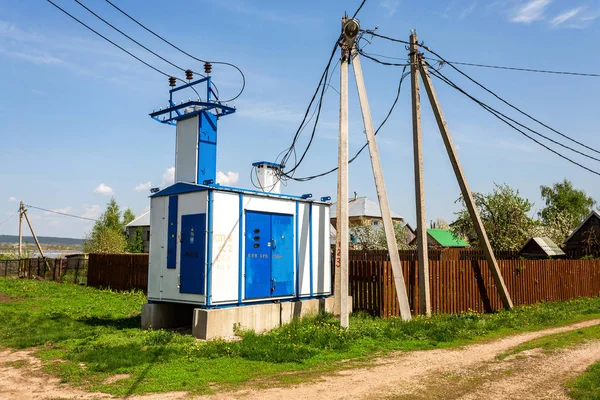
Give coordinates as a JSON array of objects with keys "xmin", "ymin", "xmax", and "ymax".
[{"xmin": 0, "ymin": 319, "xmax": 599, "ymax": 400}]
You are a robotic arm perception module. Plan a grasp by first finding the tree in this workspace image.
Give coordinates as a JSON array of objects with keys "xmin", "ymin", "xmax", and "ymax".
[
  {"xmin": 350, "ymin": 218, "xmax": 410, "ymax": 250},
  {"xmin": 123, "ymin": 208, "xmax": 136, "ymax": 226},
  {"xmin": 430, "ymin": 218, "xmax": 450, "ymax": 230},
  {"xmin": 539, "ymin": 179, "xmax": 595, "ymax": 233},
  {"xmin": 450, "ymin": 183, "xmax": 536, "ymax": 252},
  {"xmin": 126, "ymin": 227, "xmax": 145, "ymax": 253},
  {"xmin": 83, "ymin": 198, "xmax": 132, "ymax": 254}
]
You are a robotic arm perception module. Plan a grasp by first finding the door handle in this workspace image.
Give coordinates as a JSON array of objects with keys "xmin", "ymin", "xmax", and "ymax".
[{"xmin": 271, "ymin": 278, "xmax": 276, "ymax": 292}]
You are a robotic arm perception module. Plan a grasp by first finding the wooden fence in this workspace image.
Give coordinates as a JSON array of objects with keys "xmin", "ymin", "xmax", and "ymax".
[
  {"xmin": 350, "ymin": 257, "xmax": 600, "ymax": 317},
  {"xmin": 87, "ymin": 253, "xmax": 149, "ymax": 292},
  {"xmin": 1, "ymin": 257, "xmax": 87, "ymax": 284}
]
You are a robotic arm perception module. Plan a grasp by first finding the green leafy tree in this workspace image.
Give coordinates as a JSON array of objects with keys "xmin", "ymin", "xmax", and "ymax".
[
  {"xmin": 126, "ymin": 227, "xmax": 145, "ymax": 253},
  {"xmin": 451, "ymin": 183, "xmax": 536, "ymax": 252},
  {"xmin": 83, "ymin": 198, "xmax": 132, "ymax": 254},
  {"xmin": 539, "ymin": 179, "xmax": 595, "ymax": 233},
  {"xmin": 123, "ymin": 208, "xmax": 136, "ymax": 226},
  {"xmin": 350, "ymin": 218, "xmax": 410, "ymax": 250}
]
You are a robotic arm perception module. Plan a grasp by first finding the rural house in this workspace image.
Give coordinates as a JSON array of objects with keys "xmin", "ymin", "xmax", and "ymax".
[
  {"xmin": 125, "ymin": 211, "xmax": 150, "ymax": 253},
  {"xmin": 330, "ymin": 196, "xmax": 415, "ymax": 244},
  {"xmin": 409, "ymin": 228, "xmax": 469, "ymax": 248},
  {"xmin": 520, "ymin": 237, "xmax": 565, "ymax": 259},
  {"xmin": 563, "ymin": 210, "xmax": 600, "ymax": 256}
]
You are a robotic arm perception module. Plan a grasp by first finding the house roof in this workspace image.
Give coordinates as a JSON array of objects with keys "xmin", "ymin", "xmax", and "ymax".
[
  {"xmin": 521, "ymin": 237, "xmax": 565, "ymax": 256},
  {"xmin": 427, "ymin": 229, "xmax": 470, "ymax": 247},
  {"xmin": 564, "ymin": 210, "xmax": 600, "ymax": 244},
  {"xmin": 126, "ymin": 211, "xmax": 150, "ymax": 227},
  {"xmin": 330, "ymin": 197, "xmax": 403, "ymax": 220}
]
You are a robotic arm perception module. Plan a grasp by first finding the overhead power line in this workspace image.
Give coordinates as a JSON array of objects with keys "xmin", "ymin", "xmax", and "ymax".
[
  {"xmin": 425, "ymin": 63, "xmax": 600, "ymax": 177},
  {"xmin": 104, "ymin": 0, "xmax": 245, "ymax": 103},
  {"xmin": 47, "ymin": 0, "xmax": 172, "ymax": 78},
  {"xmin": 24, "ymin": 204, "xmax": 98, "ymax": 222},
  {"xmin": 423, "ymin": 56, "xmax": 600, "ymax": 78},
  {"xmin": 363, "ymin": 29, "xmax": 600, "ymax": 156},
  {"xmin": 0, "ymin": 209, "xmax": 19, "ymax": 230},
  {"xmin": 291, "ymin": 65, "xmax": 410, "ymax": 182}
]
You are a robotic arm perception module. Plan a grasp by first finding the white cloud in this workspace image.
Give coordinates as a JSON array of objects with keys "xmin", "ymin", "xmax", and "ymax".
[
  {"xmin": 512, "ymin": 0, "xmax": 551, "ymax": 23},
  {"xmin": 551, "ymin": 7, "xmax": 584, "ymax": 27},
  {"xmin": 8, "ymin": 196, "xmax": 16, "ymax": 202},
  {"xmin": 380, "ymin": 0, "xmax": 401, "ymax": 17},
  {"xmin": 135, "ymin": 181, "xmax": 152, "ymax": 192},
  {"xmin": 81, "ymin": 205, "xmax": 101, "ymax": 220},
  {"xmin": 161, "ymin": 167, "xmax": 175, "ymax": 186},
  {"xmin": 93, "ymin": 183, "xmax": 114, "ymax": 196},
  {"xmin": 216, "ymin": 171, "xmax": 239, "ymax": 186}
]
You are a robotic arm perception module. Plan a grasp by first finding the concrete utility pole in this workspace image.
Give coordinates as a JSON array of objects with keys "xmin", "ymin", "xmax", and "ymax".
[
  {"xmin": 336, "ymin": 16, "xmax": 351, "ymax": 328},
  {"xmin": 352, "ymin": 49, "xmax": 412, "ymax": 321},
  {"xmin": 410, "ymin": 32, "xmax": 431, "ymax": 317},
  {"xmin": 418, "ymin": 56, "xmax": 514, "ymax": 310}
]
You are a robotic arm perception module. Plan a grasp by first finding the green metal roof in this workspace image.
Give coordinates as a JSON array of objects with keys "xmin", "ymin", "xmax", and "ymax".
[{"xmin": 427, "ymin": 229, "xmax": 470, "ymax": 247}]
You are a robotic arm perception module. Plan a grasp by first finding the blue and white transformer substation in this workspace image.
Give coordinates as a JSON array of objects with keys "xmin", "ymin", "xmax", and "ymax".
[{"xmin": 147, "ymin": 76, "xmax": 332, "ymax": 308}]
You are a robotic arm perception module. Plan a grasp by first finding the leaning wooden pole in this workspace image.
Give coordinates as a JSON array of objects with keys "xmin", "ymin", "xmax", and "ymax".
[
  {"xmin": 22, "ymin": 208, "xmax": 51, "ymax": 274},
  {"xmin": 18, "ymin": 201, "xmax": 23, "ymax": 275},
  {"xmin": 410, "ymin": 32, "xmax": 431, "ymax": 317},
  {"xmin": 418, "ymin": 56, "xmax": 514, "ymax": 310},
  {"xmin": 336, "ymin": 17, "xmax": 351, "ymax": 328},
  {"xmin": 352, "ymin": 49, "xmax": 412, "ymax": 320}
]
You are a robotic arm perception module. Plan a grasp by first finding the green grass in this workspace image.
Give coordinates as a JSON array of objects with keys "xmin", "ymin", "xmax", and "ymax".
[
  {"xmin": 1, "ymin": 278, "xmax": 600, "ymax": 396},
  {"xmin": 497, "ymin": 325, "xmax": 600, "ymax": 360},
  {"xmin": 568, "ymin": 362, "xmax": 600, "ymax": 400}
]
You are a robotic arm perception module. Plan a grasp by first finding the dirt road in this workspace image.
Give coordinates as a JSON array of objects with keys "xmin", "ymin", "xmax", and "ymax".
[{"xmin": 1, "ymin": 319, "xmax": 599, "ymax": 400}]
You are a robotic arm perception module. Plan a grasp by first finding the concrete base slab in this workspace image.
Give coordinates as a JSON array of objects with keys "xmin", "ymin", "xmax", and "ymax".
[
  {"xmin": 192, "ymin": 296, "xmax": 352, "ymax": 340},
  {"xmin": 141, "ymin": 302, "xmax": 195, "ymax": 330}
]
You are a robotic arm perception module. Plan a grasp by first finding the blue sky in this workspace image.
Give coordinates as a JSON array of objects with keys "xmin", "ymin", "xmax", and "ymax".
[{"xmin": 1, "ymin": 0, "xmax": 600, "ymax": 239}]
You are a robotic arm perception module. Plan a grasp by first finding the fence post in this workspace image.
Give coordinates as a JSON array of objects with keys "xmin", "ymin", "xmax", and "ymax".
[{"xmin": 75, "ymin": 259, "xmax": 80, "ymax": 285}]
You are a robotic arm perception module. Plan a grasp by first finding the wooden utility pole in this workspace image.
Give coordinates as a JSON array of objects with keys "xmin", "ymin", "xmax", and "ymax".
[
  {"xmin": 22, "ymin": 206, "xmax": 50, "ymax": 274},
  {"xmin": 352, "ymin": 49, "xmax": 412, "ymax": 321},
  {"xmin": 410, "ymin": 32, "xmax": 431, "ymax": 316},
  {"xmin": 418, "ymin": 57, "xmax": 514, "ymax": 310},
  {"xmin": 336, "ymin": 16, "xmax": 351, "ymax": 328}
]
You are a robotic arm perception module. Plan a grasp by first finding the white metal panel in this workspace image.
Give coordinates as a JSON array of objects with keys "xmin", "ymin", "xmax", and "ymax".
[
  {"xmin": 175, "ymin": 116, "xmax": 199, "ymax": 184},
  {"xmin": 159, "ymin": 191, "xmax": 208, "ymax": 304},
  {"xmin": 148, "ymin": 196, "xmax": 167, "ymax": 301},
  {"xmin": 297, "ymin": 202, "xmax": 311, "ymax": 296},
  {"xmin": 210, "ymin": 191, "xmax": 240, "ymax": 303},
  {"xmin": 243, "ymin": 195, "xmax": 295, "ymax": 215},
  {"xmin": 312, "ymin": 204, "xmax": 332, "ymax": 295}
]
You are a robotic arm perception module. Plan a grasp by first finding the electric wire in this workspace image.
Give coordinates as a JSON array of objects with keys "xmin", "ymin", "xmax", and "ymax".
[
  {"xmin": 47, "ymin": 0, "xmax": 174, "ymax": 79},
  {"xmin": 104, "ymin": 0, "xmax": 245, "ymax": 102},
  {"xmin": 419, "ymin": 46, "xmax": 600, "ymax": 156},
  {"xmin": 290, "ymin": 65, "xmax": 410, "ymax": 182},
  {"xmin": 363, "ymin": 29, "xmax": 600, "ymax": 155},
  {"xmin": 423, "ymin": 56, "xmax": 600, "ymax": 78},
  {"xmin": 0, "ymin": 209, "xmax": 19, "ymax": 230},
  {"xmin": 351, "ymin": 0, "xmax": 367, "ymax": 18},
  {"xmin": 24, "ymin": 205, "xmax": 98, "ymax": 222},
  {"xmin": 71, "ymin": 0, "xmax": 203, "ymax": 100},
  {"xmin": 424, "ymin": 63, "xmax": 600, "ymax": 177},
  {"xmin": 278, "ymin": 37, "xmax": 341, "ymax": 179},
  {"xmin": 357, "ymin": 48, "xmax": 409, "ymax": 66}
]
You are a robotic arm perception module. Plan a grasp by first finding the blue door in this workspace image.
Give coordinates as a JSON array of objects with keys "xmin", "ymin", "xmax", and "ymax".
[
  {"xmin": 180, "ymin": 213, "xmax": 206, "ymax": 294},
  {"xmin": 245, "ymin": 211, "xmax": 294, "ymax": 299},
  {"xmin": 270, "ymin": 214, "xmax": 294, "ymax": 297},
  {"xmin": 244, "ymin": 212, "xmax": 271, "ymax": 299}
]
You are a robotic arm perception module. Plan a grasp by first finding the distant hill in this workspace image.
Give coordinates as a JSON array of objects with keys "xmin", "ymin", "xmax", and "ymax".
[{"xmin": 0, "ymin": 235, "xmax": 83, "ymax": 246}]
